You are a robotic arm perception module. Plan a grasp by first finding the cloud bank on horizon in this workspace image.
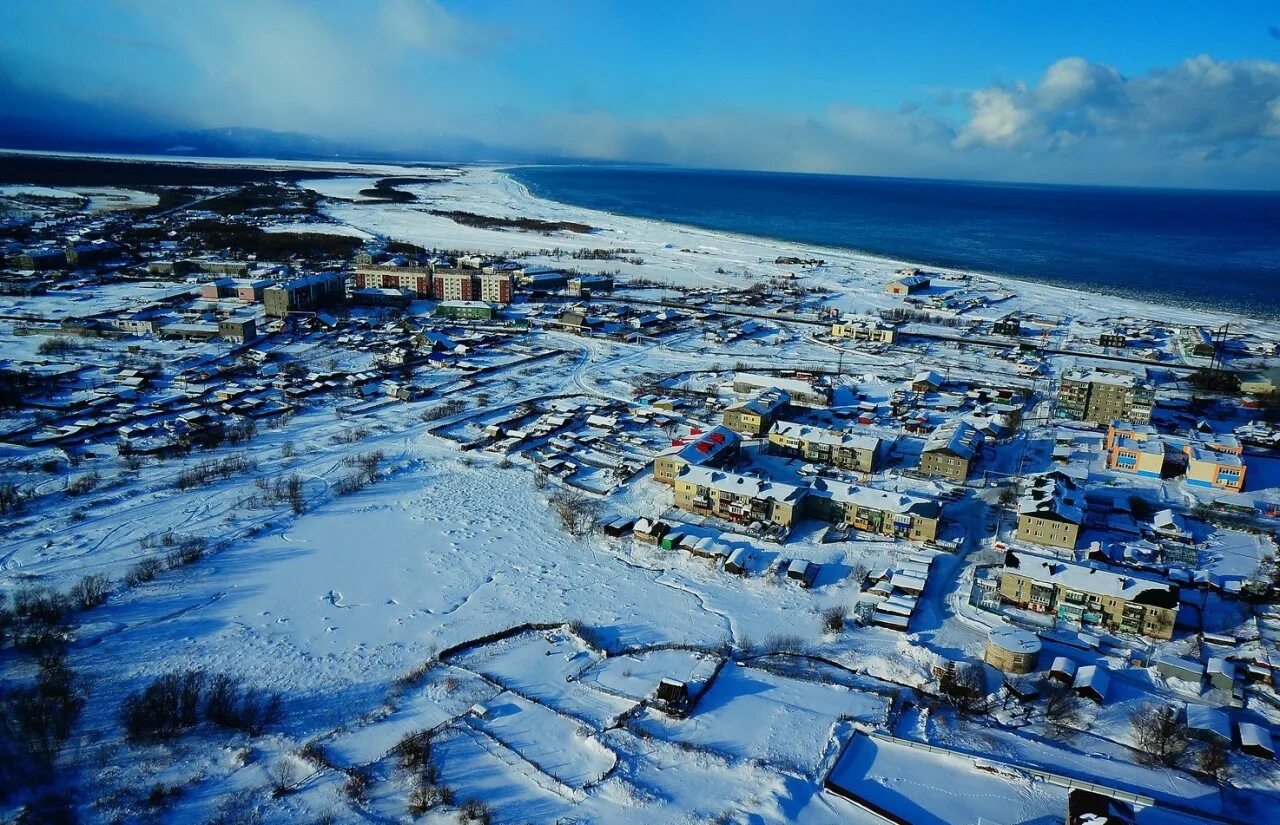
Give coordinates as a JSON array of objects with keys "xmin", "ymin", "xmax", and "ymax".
[{"xmin": 2, "ymin": 0, "xmax": 1280, "ymax": 188}]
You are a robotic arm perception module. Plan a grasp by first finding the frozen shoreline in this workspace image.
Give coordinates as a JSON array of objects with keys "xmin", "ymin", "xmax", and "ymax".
[{"xmin": 312, "ymin": 165, "xmax": 1278, "ymax": 334}]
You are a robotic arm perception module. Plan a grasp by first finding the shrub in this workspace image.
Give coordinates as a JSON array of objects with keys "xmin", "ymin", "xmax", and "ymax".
[
  {"xmin": 123, "ymin": 556, "xmax": 163, "ymax": 587},
  {"xmin": 393, "ymin": 730, "xmax": 433, "ymax": 774},
  {"xmin": 821, "ymin": 606, "xmax": 847, "ymax": 634},
  {"xmin": 458, "ymin": 798, "xmax": 493, "ymax": 824},
  {"xmin": 343, "ymin": 767, "xmax": 371, "ymax": 804},
  {"xmin": 65, "ymin": 472, "xmax": 101, "ymax": 497},
  {"xmin": 203, "ymin": 674, "xmax": 282, "ymax": 736},
  {"xmin": 0, "ymin": 652, "xmax": 87, "ymax": 779},
  {"xmin": 407, "ymin": 783, "xmax": 451, "ymax": 816},
  {"xmin": 268, "ymin": 757, "xmax": 300, "ymax": 796},
  {"xmin": 69, "ymin": 573, "xmax": 110, "ymax": 610},
  {"xmin": 120, "ymin": 670, "xmax": 205, "ymax": 740},
  {"xmin": 164, "ymin": 536, "xmax": 206, "ymax": 569}
]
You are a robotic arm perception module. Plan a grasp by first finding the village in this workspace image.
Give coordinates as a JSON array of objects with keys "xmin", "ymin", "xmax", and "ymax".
[{"xmin": 2, "ymin": 158, "xmax": 1280, "ymax": 824}]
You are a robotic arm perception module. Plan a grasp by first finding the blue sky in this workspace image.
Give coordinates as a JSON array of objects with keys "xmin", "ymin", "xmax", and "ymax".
[{"xmin": 2, "ymin": 0, "xmax": 1279, "ymax": 187}]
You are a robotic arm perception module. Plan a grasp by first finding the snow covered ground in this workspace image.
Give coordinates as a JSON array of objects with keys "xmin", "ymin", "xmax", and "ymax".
[{"xmin": 3, "ymin": 157, "xmax": 1279, "ymax": 823}]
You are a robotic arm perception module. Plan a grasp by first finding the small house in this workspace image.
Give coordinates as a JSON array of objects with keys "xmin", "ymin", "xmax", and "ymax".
[
  {"xmin": 1049, "ymin": 656, "xmax": 1077, "ymax": 684},
  {"xmin": 786, "ymin": 559, "xmax": 818, "ymax": 588},
  {"xmin": 1207, "ymin": 657, "xmax": 1236, "ymax": 692},
  {"xmin": 1239, "ymin": 722, "xmax": 1275, "ymax": 759},
  {"xmin": 633, "ymin": 518, "xmax": 670, "ymax": 545},
  {"xmin": 1155, "ymin": 653, "xmax": 1205, "ymax": 686},
  {"xmin": 653, "ymin": 678, "xmax": 691, "ymax": 716},
  {"xmin": 1073, "ymin": 664, "xmax": 1109, "ymax": 703},
  {"xmin": 1185, "ymin": 705, "xmax": 1232, "ymax": 744},
  {"xmin": 724, "ymin": 547, "xmax": 750, "ymax": 576}
]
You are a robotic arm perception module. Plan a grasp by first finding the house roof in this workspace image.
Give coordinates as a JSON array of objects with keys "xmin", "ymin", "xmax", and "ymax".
[
  {"xmin": 808, "ymin": 478, "xmax": 940, "ymax": 519},
  {"xmin": 676, "ymin": 465, "xmax": 807, "ymax": 504},
  {"xmin": 1018, "ymin": 472, "xmax": 1085, "ymax": 525},
  {"xmin": 923, "ymin": 419, "xmax": 984, "ymax": 459},
  {"xmin": 1004, "ymin": 550, "xmax": 1179, "ymax": 608},
  {"xmin": 769, "ymin": 420, "xmax": 880, "ymax": 452},
  {"xmin": 659, "ymin": 425, "xmax": 742, "ymax": 466}
]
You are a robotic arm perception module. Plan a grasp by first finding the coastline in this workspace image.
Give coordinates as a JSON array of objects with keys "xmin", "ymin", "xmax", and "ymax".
[
  {"xmin": 418, "ymin": 167, "xmax": 1274, "ymax": 333},
  {"xmin": 502, "ymin": 164, "xmax": 1280, "ymax": 323}
]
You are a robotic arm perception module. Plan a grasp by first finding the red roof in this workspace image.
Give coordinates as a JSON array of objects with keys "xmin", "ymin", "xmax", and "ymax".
[
  {"xmin": 696, "ymin": 442, "xmax": 712, "ymax": 453},
  {"xmin": 709, "ymin": 433, "xmax": 725, "ymax": 444}
]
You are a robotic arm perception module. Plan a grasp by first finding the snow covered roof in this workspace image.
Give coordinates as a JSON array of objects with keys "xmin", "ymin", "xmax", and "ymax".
[
  {"xmin": 675, "ymin": 465, "xmax": 806, "ymax": 504},
  {"xmin": 769, "ymin": 420, "xmax": 879, "ymax": 452},
  {"xmin": 728, "ymin": 387, "xmax": 790, "ymax": 416},
  {"xmin": 1073, "ymin": 664, "xmax": 1109, "ymax": 696},
  {"xmin": 1238, "ymin": 721, "xmax": 1274, "ymax": 753},
  {"xmin": 1185, "ymin": 705, "xmax": 1231, "ymax": 740},
  {"xmin": 1018, "ymin": 472, "xmax": 1085, "ymax": 524},
  {"xmin": 922, "ymin": 419, "xmax": 984, "ymax": 459},
  {"xmin": 733, "ymin": 372, "xmax": 824, "ymax": 399},
  {"xmin": 658, "ymin": 425, "xmax": 741, "ymax": 466},
  {"xmin": 808, "ymin": 478, "xmax": 940, "ymax": 519},
  {"xmin": 988, "ymin": 627, "xmax": 1041, "ymax": 655},
  {"xmin": 1003, "ymin": 550, "xmax": 1179, "ymax": 608}
]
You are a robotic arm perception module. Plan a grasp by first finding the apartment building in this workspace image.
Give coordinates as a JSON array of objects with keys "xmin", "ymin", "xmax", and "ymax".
[
  {"xmin": 433, "ymin": 268, "xmax": 479, "ymax": 302},
  {"xmin": 263, "ymin": 272, "xmax": 346, "ymax": 317},
  {"xmin": 1056, "ymin": 368, "xmax": 1155, "ymax": 425},
  {"xmin": 652, "ymin": 426, "xmax": 742, "ymax": 485},
  {"xmin": 1183, "ymin": 444, "xmax": 1247, "ymax": 492},
  {"xmin": 918, "ymin": 420, "xmax": 984, "ymax": 482},
  {"xmin": 722, "ymin": 388, "xmax": 790, "ymax": 436},
  {"xmin": 998, "ymin": 550, "xmax": 1179, "ymax": 639},
  {"xmin": 353, "ymin": 262, "xmax": 434, "ymax": 298},
  {"xmin": 767, "ymin": 421, "xmax": 880, "ymax": 473},
  {"xmin": 1104, "ymin": 422, "xmax": 1173, "ymax": 477},
  {"xmin": 477, "ymin": 271, "xmax": 515, "ymax": 305},
  {"xmin": 732, "ymin": 373, "xmax": 828, "ymax": 408},
  {"xmin": 805, "ymin": 478, "xmax": 940, "ymax": 542},
  {"xmin": 1015, "ymin": 472, "xmax": 1085, "ymax": 550},
  {"xmin": 672, "ymin": 465, "xmax": 806, "ymax": 528},
  {"xmin": 830, "ymin": 316, "xmax": 897, "ymax": 344}
]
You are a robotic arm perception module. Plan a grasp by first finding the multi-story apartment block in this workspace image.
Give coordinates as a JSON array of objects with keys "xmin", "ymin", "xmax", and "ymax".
[
  {"xmin": 998, "ymin": 550, "xmax": 1179, "ymax": 639},
  {"xmin": 1183, "ymin": 444, "xmax": 1246, "ymax": 492},
  {"xmin": 1015, "ymin": 472, "xmax": 1085, "ymax": 550},
  {"xmin": 432, "ymin": 268, "xmax": 479, "ymax": 302},
  {"xmin": 1056, "ymin": 368, "xmax": 1155, "ymax": 425},
  {"xmin": 722, "ymin": 388, "xmax": 790, "ymax": 436},
  {"xmin": 353, "ymin": 262, "xmax": 434, "ymax": 298},
  {"xmin": 805, "ymin": 478, "xmax": 940, "ymax": 542},
  {"xmin": 767, "ymin": 421, "xmax": 880, "ymax": 473},
  {"xmin": 830, "ymin": 316, "xmax": 897, "ymax": 344},
  {"xmin": 672, "ymin": 466, "xmax": 806, "ymax": 528},
  {"xmin": 652, "ymin": 426, "xmax": 742, "ymax": 485},
  {"xmin": 263, "ymin": 272, "xmax": 346, "ymax": 317},
  {"xmin": 477, "ymin": 271, "xmax": 515, "ymax": 305},
  {"xmin": 918, "ymin": 420, "xmax": 983, "ymax": 482},
  {"xmin": 732, "ymin": 373, "xmax": 828, "ymax": 408}
]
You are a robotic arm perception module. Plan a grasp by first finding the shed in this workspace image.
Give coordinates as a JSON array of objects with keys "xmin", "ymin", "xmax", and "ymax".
[
  {"xmin": 1239, "ymin": 722, "xmax": 1275, "ymax": 759},
  {"xmin": 1185, "ymin": 705, "xmax": 1232, "ymax": 744},
  {"xmin": 1049, "ymin": 657, "xmax": 1077, "ymax": 684},
  {"xmin": 1073, "ymin": 664, "xmax": 1110, "ymax": 703},
  {"xmin": 1207, "ymin": 657, "xmax": 1236, "ymax": 692},
  {"xmin": 660, "ymin": 531, "xmax": 686, "ymax": 551},
  {"xmin": 602, "ymin": 517, "xmax": 635, "ymax": 538},
  {"xmin": 633, "ymin": 518, "xmax": 670, "ymax": 544},
  {"xmin": 724, "ymin": 547, "xmax": 750, "ymax": 576},
  {"xmin": 1155, "ymin": 653, "xmax": 1205, "ymax": 685},
  {"xmin": 786, "ymin": 559, "xmax": 818, "ymax": 588}
]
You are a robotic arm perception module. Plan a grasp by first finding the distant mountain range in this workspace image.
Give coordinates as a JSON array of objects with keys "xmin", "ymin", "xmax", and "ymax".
[{"xmin": 0, "ymin": 118, "xmax": 565, "ymax": 166}]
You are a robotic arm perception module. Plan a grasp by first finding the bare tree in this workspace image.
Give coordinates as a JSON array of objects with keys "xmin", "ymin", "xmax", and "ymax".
[
  {"xmin": 938, "ymin": 663, "xmax": 989, "ymax": 715},
  {"xmin": 550, "ymin": 489, "xmax": 601, "ymax": 537},
  {"xmin": 1043, "ymin": 682, "xmax": 1085, "ymax": 737},
  {"xmin": 1129, "ymin": 702, "xmax": 1188, "ymax": 767},
  {"xmin": 267, "ymin": 757, "xmax": 300, "ymax": 796},
  {"xmin": 1197, "ymin": 738, "xmax": 1232, "ymax": 783},
  {"xmin": 69, "ymin": 573, "xmax": 110, "ymax": 610}
]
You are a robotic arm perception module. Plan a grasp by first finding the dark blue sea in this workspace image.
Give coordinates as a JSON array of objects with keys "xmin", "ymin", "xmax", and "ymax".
[{"xmin": 508, "ymin": 166, "xmax": 1280, "ymax": 318}]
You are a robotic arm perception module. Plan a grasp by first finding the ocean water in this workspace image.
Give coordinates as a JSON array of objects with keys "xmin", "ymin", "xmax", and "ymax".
[{"xmin": 509, "ymin": 165, "xmax": 1280, "ymax": 317}]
